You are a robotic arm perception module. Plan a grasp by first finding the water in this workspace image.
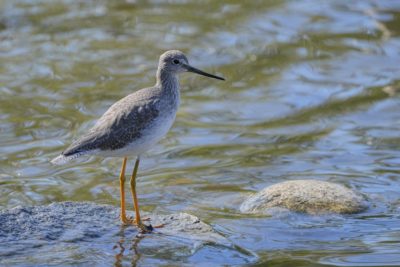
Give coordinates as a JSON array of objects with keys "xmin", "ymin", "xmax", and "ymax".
[{"xmin": 1, "ymin": 0, "xmax": 400, "ymax": 266}]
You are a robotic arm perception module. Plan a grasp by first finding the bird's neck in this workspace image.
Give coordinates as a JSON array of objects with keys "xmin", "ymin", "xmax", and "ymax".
[
  {"xmin": 156, "ymin": 69, "xmax": 180, "ymax": 108},
  {"xmin": 156, "ymin": 69, "xmax": 180, "ymax": 92}
]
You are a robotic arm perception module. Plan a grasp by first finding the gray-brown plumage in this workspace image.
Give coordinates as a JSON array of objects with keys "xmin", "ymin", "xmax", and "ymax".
[
  {"xmin": 62, "ymin": 88, "xmax": 163, "ymax": 156},
  {"xmin": 51, "ymin": 50, "xmax": 224, "ymax": 165}
]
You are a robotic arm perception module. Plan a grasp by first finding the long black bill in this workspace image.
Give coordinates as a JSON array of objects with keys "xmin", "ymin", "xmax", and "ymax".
[{"xmin": 183, "ymin": 63, "xmax": 225, "ymax": 81}]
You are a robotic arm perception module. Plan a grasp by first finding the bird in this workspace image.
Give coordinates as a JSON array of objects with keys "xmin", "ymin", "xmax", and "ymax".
[{"xmin": 51, "ymin": 50, "xmax": 225, "ymax": 232}]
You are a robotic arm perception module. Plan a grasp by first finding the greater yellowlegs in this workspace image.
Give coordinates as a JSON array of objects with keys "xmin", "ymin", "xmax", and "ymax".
[{"xmin": 51, "ymin": 50, "xmax": 225, "ymax": 232}]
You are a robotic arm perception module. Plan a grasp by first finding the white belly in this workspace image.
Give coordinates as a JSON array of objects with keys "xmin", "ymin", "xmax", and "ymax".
[{"xmin": 97, "ymin": 111, "xmax": 177, "ymax": 157}]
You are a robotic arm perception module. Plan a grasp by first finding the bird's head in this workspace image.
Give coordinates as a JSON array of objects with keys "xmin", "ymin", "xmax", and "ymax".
[{"xmin": 158, "ymin": 50, "xmax": 225, "ymax": 81}]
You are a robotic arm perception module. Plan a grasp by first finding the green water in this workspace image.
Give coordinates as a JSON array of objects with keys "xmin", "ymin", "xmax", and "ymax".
[{"xmin": 1, "ymin": 0, "xmax": 400, "ymax": 266}]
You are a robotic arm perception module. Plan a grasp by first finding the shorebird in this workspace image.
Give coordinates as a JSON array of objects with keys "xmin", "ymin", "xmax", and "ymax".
[{"xmin": 51, "ymin": 50, "xmax": 225, "ymax": 232}]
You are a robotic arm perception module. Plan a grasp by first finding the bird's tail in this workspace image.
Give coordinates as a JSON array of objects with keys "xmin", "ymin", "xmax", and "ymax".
[{"xmin": 51, "ymin": 153, "xmax": 83, "ymax": 165}]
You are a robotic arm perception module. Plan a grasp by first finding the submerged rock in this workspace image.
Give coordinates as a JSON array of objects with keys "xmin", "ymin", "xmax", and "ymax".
[
  {"xmin": 240, "ymin": 180, "xmax": 368, "ymax": 215},
  {"xmin": 0, "ymin": 202, "xmax": 245, "ymax": 266}
]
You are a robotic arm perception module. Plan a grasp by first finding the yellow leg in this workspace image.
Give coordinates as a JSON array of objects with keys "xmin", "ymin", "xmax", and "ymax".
[
  {"xmin": 130, "ymin": 157, "xmax": 152, "ymax": 232},
  {"xmin": 119, "ymin": 157, "xmax": 132, "ymax": 225}
]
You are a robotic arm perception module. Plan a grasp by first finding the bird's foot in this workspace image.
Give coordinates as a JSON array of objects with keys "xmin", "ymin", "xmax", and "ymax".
[
  {"xmin": 136, "ymin": 221, "xmax": 153, "ymax": 233},
  {"xmin": 136, "ymin": 217, "xmax": 164, "ymax": 229},
  {"xmin": 120, "ymin": 214, "xmax": 135, "ymax": 225},
  {"xmin": 121, "ymin": 214, "xmax": 162, "ymax": 232}
]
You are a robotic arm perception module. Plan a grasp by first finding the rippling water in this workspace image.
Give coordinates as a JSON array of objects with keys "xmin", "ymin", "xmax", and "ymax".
[{"xmin": 1, "ymin": 0, "xmax": 400, "ymax": 266}]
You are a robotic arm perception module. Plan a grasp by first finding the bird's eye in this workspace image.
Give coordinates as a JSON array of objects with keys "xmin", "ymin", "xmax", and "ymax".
[{"xmin": 173, "ymin": 59, "xmax": 180, "ymax": 64}]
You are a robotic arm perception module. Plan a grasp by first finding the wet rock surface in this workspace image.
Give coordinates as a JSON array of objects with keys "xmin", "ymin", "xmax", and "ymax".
[
  {"xmin": 0, "ymin": 202, "xmax": 251, "ymax": 266},
  {"xmin": 240, "ymin": 180, "xmax": 368, "ymax": 215}
]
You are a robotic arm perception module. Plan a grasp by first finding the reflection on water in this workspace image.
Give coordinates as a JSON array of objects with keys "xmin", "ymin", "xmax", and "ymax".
[
  {"xmin": 1, "ymin": 0, "xmax": 400, "ymax": 266},
  {"xmin": 113, "ymin": 227, "xmax": 143, "ymax": 267}
]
